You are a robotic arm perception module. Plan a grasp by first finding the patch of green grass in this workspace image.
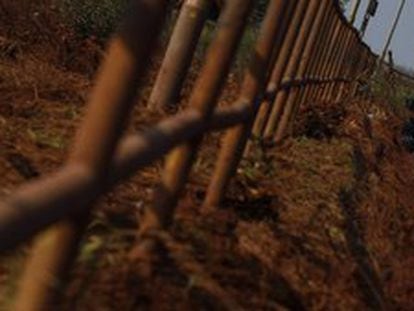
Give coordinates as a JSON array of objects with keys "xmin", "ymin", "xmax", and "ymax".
[
  {"xmin": 63, "ymin": 104, "xmax": 81, "ymax": 120},
  {"xmin": 27, "ymin": 128, "xmax": 67, "ymax": 150},
  {"xmin": 59, "ymin": 0, "xmax": 128, "ymax": 41},
  {"xmin": 239, "ymin": 142, "xmax": 276, "ymax": 180},
  {"xmin": 369, "ymin": 69, "xmax": 414, "ymax": 114}
]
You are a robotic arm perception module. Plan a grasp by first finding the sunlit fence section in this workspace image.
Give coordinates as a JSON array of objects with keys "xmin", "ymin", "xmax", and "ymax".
[{"xmin": 0, "ymin": 1, "xmax": 381, "ymax": 309}]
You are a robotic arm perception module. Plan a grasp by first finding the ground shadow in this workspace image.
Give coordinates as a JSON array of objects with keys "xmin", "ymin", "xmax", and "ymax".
[{"xmin": 338, "ymin": 146, "xmax": 389, "ymax": 310}]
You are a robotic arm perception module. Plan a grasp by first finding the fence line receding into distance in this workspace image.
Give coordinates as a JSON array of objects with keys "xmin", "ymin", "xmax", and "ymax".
[{"xmin": 0, "ymin": 0, "xmax": 383, "ymax": 309}]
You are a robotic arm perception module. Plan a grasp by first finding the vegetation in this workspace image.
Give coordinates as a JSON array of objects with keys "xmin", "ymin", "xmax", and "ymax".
[
  {"xmin": 59, "ymin": 0, "xmax": 128, "ymax": 41},
  {"xmin": 366, "ymin": 69, "xmax": 414, "ymax": 115}
]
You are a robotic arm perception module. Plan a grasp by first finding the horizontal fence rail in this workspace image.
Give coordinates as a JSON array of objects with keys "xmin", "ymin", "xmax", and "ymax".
[{"xmin": 0, "ymin": 0, "xmax": 384, "ymax": 309}]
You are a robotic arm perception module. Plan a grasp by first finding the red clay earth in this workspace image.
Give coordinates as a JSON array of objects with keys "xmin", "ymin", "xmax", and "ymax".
[{"xmin": 1, "ymin": 11, "xmax": 414, "ymax": 311}]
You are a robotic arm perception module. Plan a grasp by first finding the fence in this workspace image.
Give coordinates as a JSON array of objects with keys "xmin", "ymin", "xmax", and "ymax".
[{"xmin": 0, "ymin": 0, "xmax": 378, "ymax": 309}]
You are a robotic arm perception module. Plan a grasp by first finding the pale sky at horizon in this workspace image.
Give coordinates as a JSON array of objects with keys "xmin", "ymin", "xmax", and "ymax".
[{"xmin": 345, "ymin": 0, "xmax": 414, "ymax": 70}]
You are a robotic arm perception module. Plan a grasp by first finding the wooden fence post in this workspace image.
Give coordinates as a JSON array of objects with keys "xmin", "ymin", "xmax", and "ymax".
[
  {"xmin": 0, "ymin": 2, "xmax": 381, "ymax": 309},
  {"xmin": 148, "ymin": 0, "xmax": 211, "ymax": 111},
  {"xmin": 13, "ymin": 2, "xmax": 168, "ymax": 310},
  {"xmin": 204, "ymin": 0, "xmax": 310, "ymax": 208},
  {"xmin": 285, "ymin": 0, "xmax": 334, "ymax": 135},
  {"xmin": 256, "ymin": 0, "xmax": 312, "ymax": 140},
  {"xmin": 136, "ymin": 0, "xmax": 253, "ymax": 243},
  {"xmin": 249, "ymin": 0, "xmax": 299, "ymax": 142},
  {"xmin": 312, "ymin": 17, "xmax": 344, "ymax": 101},
  {"xmin": 294, "ymin": 1, "xmax": 336, "ymax": 111},
  {"xmin": 263, "ymin": 1, "xmax": 335, "ymax": 140},
  {"xmin": 269, "ymin": 0, "xmax": 328, "ymax": 143},
  {"xmin": 335, "ymin": 32, "xmax": 358, "ymax": 100}
]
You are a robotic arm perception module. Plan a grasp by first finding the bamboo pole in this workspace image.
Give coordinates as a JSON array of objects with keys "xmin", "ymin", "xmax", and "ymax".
[
  {"xmin": 14, "ymin": 2, "xmax": 168, "ymax": 310},
  {"xmin": 138, "ymin": 0, "xmax": 254, "ymax": 236},
  {"xmin": 148, "ymin": 0, "xmax": 211, "ymax": 111},
  {"xmin": 379, "ymin": 0, "xmax": 406, "ymax": 66},
  {"xmin": 349, "ymin": 0, "xmax": 362, "ymax": 25},
  {"xmin": 268, "ymin": 0, "xmax": 325, "ymax": 143},
  {"xmin": 204, "ymin": 0, "xmax": 310, "ymax": 208}
]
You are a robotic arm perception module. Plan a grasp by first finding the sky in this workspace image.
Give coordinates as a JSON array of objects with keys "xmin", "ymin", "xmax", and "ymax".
[{"xmin": 345, "ymin": 0, "xmax": 414, "ymax": 70}]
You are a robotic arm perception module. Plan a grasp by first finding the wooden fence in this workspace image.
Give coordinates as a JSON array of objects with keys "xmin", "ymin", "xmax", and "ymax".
[{"xmin": 0, "ymin": 0, "xmax": 378, "ymax": 309}]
